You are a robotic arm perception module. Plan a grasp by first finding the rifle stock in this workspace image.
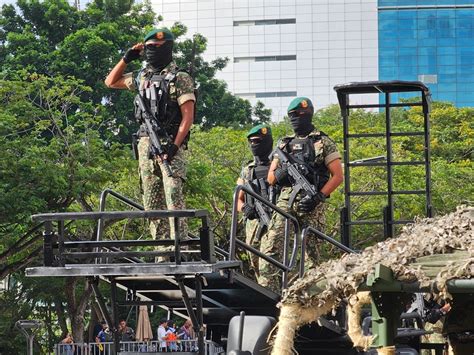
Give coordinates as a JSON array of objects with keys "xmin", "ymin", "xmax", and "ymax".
[{"xmin": 244, "ymin": 182, "xmax": 271, "ymax": 227}]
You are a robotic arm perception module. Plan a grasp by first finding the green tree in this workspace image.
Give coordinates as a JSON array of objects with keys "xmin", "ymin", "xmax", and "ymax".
[
  {"xmin": 0, "ymin": 73, "xmax": 135, "ymax": 345},
  {"xmin": 0, "ymin": 0, "xmax": 269, "ymax": 135}
]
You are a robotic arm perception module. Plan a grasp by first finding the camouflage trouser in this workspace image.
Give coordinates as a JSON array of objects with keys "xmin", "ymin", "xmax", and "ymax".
[
  {"xmin": 138, "ymin": 137, "xmax": 187, "ymax": 244},
  {"xmin": 421, "ymin": 320, "xmax": 446, "ymax": 355},
  {"xmin": 258, "ymin": 187, "xmax": 326, "ymax": 293},
  {"xmin": 245, "ymin": 219, "xmax": 264, "ymax": 280}
]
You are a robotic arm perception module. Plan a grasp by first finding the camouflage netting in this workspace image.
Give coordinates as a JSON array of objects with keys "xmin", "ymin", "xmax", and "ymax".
[{"xmin": 272, "ymin": 206, "xmax": 473, "ymax": 355}]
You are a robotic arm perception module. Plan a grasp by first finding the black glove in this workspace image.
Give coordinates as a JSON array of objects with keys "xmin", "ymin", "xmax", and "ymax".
[
  {"xmin": 123, "ymin": 48, "xmax": 141, "ymax": 64},
  {"xmin": 166, "ymin": 144, "xmax": 179, "ymax": 161},
  {"xmin": 242, "ymin": 203, "xmax": 258, "ymax": 220},
  {"xmin": 297, "ymin": 192, "xmax": 326, "ymax": 213},
  {"xmin": 273, "ymin": 165, "xmax": 289, "ymax": 185}
]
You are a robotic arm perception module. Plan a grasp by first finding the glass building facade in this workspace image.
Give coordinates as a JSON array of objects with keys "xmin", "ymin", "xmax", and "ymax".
[{"xmin": 378, "ymin": 1, "xmax": 474, "ymax": 105}]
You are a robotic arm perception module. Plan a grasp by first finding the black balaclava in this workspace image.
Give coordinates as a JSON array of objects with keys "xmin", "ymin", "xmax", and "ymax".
[
  {"xmin": 289, "ymin": 112, "xmax": 314, "ymax": 136},
  {"xmin": 145, "ymin": 41, "xmax": 174, "ymax": 72},
  {"xmin": 250, "ymin": 134, "xmax": 273, "ymax": 164}
]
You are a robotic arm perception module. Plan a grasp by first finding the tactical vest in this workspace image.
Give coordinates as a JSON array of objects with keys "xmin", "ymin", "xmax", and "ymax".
[
  {"xmin": 284, "ymin": 133, "xmax": 330, "ymax": 190},
  {"xmin": 134, "ymin": 67, "xmax": 185, "ymax": 139},
  {"xmin": 249, "ymin": 164, "xmax": 271, "ymax": 202},
  {"xmin": 246, "ymin": 162, "xmax": 279, "ymax": 208}
]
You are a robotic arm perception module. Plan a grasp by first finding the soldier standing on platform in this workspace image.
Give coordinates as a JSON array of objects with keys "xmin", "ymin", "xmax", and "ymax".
[
  {"xmin": 236, "ymin": 124, "xmax": 275, "ymax": 279},
  {"xmin": 260, "ymin": 97, "xmax": 343, "ymax": 292},
  {"xmin": 105, "ymin": 28, "xmax": 196, "ymax": 246}
]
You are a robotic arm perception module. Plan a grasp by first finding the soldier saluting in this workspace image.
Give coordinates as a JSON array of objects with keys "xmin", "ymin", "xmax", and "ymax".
[
  {"xmin": 261, "ymin": 97, "xmax": 343, "ymax": 292},
  {"xmin": 236, "ymin": 124, "xmax": 275, "ymax": 280},
  {"xmin": 105, "ymin": 28, "xmax": 195, "ymax": 247}
]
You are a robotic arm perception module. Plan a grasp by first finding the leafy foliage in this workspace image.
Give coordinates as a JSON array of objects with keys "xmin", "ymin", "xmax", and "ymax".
[{"xmin": 0, "ymin": 0, "xmax": 270, "ymax": 137}]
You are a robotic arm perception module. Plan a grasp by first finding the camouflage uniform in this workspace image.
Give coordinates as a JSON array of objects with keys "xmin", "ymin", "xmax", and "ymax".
[
  {"xmin": 239, "ymin": 161, "xmax": 264, "ymax": 278},
  {"xmin": 258, "ymin": 132, "xmax": 341, "ymax": 293},
  {"xmin": 124, "ymin": 62, "xmax": 195, "ymax": 241}
]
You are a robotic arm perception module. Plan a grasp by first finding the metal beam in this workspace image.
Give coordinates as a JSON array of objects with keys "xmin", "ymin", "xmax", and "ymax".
[
  {"xmin": 32, "ymin": 209, "xmax": 209, "ymax": 222},
  {"xmin": 26, "ymin": 261, "xmax": 241, "ymax": 277}
]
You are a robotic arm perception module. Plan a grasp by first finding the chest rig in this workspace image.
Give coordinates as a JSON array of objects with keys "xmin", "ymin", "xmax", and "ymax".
[
  {"xmin": 284, "ymin": 133, "xmax": 330, "ymax": 190},
  {"xmin": 248, "ymin": 164, "xmax": 271, "ymax": 202},
  {"xmin": 135, "ymin": 68, "xmax": 182, "ymax": 139}
]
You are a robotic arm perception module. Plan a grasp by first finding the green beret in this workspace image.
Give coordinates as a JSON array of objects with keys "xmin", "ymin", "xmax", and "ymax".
[
  {"xmin": 144, "ymin": 28, "xmax": 174, "ymax": 42},
  {"xmin": 247, "ymin": 124, "xmax": 272, "ymax": 138},
  {"xmin": 287, "ymin": 97, "xmax": 314, "ymax": 114}
]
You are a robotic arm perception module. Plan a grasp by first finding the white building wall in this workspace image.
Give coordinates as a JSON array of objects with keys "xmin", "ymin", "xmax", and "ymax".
[{"xmin": 152, "ymin": 0, "xmax": 379, "ymax": 121}]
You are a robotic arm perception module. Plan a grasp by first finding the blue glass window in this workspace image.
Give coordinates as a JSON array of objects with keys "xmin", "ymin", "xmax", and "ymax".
[
  {"xmin": 437, "ymin": 55, "xmax": 456, "ymax": 65},
  {"xmin": 438, "ymin": 74, "xmax": 456, "ymax": 83},
  {"xmin": 378, "ymin": 5, "xmax": 474, "ymax": 106},
  {"xmin": 437, "ymin": 92, "xmax": 457, "ymax": 102}
]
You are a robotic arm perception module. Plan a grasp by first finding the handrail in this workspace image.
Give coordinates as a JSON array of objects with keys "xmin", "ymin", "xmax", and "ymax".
[
  {"xmin": 229, "ymin": 185, "xmax": 301, "ymax": 288},
  {"xmin": 32, "ymin": 189, "xmax": 213, "ymax": 266},
  {"xmin": 300, "ymin": 226, "xmax": 357, "ymax": 277},
  {"xmin": 32, "ymin": 210, "xmax": 210, "ymax": 222},
  {"xmin": 97, "ymin": 188, "xmax": 145, "ymax": 242}
]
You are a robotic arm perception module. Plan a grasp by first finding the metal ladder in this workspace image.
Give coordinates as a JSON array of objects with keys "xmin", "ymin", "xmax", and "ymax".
[{"xmin": 334, "ymin": 81, "xmax": 433, "ymax": 246}]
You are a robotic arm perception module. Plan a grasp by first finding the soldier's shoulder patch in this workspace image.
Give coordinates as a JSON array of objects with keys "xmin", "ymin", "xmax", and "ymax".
[
  {"xmin": 176, "ymin": 71, "xmax": 192, "ymax": 80},
  {"xmin": 314, "ymin": 139, "xmax": 324, "ymax": 155}
]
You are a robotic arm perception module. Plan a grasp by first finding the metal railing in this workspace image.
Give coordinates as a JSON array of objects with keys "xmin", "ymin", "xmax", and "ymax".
[
  {"xmin": 230, "ymin": 185, "xmax": 359, "ymax": 291},
  {"xmin": 55, "ymin": 340, "xmax": 224, "ymax": 354},
  {"xmin": 300, "ymin": 226, "xmax": 357, "ymax": 276},
  {"xmin": 32, "ymin": 208, "xmax": 215, "ymax": 267},
  {"xmin": 229, "ymin": 185, "xmax": 301, "ymax": 290}
]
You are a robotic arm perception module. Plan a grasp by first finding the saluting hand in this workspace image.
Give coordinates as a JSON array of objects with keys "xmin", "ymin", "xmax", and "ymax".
[{"xmin": 123, "ymin": 43, "xmax": 144, "ymax": 64}]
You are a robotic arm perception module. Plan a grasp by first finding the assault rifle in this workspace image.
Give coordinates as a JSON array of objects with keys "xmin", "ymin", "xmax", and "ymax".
[
  {"xmin": 275, "ymin": 147, "xmax": 318, "ymax": 207},
  {"xmin": 244, "ymin": 182, "xmax": 271, "ymax": 228},
  {"xmin": 135, "ymin": 94, "xmax": 173, "ymax": 177}
]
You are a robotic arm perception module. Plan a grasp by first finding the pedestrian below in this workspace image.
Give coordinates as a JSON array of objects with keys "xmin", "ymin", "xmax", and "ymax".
[
  {"xmin": 105, "ymin": 27, "xmax": 196, "ymax": 249},
  {"xmin": 118, "ymin": 319, "xmax": 135, "ymax": 342},
  {"xmin": 157, "ymin": 318, "xmax": 169, "ymax": 352},
  {"xmin": 60, "ymin": 333, "xmax": 74, "ymax": 355},
  {"xmin": 262, "ymin": 97, "xmax": 343, "ymax": 292},
  {"xmin": 166, "ymin": 320, "xmax": 178, "ymax": 351},
  {"xmin": 95, "ymin": 321, "xmax": 109, "ymax": 354}
]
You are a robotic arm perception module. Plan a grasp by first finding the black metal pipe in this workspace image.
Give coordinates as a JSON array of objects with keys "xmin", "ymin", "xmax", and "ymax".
[
  {"xmin": 229, "ymin": 185, "xmax": 300, "ymax": 267},
  {"xmin": 174, "ymin": 217, "xmax": 181, "ymax": 265},
  {"xmin": 64, "ymin": 251, "xmax": 177, "ymax": 259},
  {"xmin": 302, "ymin": 227, "xmax": 356, "ymax": 255},
  {"xmin": 58, "ymin": 221, "xmax": 65, "ymax": 267},
  {"xmin": 110, "ymin": 279, "xmax": 120, "ymax": 355},
  {"xmin": 347, "ymin": 102, "xmax": 423, "ymax": 109},
  {"xmin": 43, "ymin": 221, "xmax": 54, "ymax": 267},
  {"xmin": 64, "ymin": 239, "xmax": 199, "ymax": 248},
  {"xmin": 342, "ymin": 93, "xmax": 352, "ymax": 248},
  {"xmin": 96, "ymin": 188, "xmax": 144, "ymax": 242},
  {"xmin": 235, "ymin": 239, "xmax": 290, "ymax": 271},
  {"xmin": 32, "ymin": 209, "xmax": 209, "ymax": 222},
  {"xmin": 423, "ymin": 100, "xmax": 433, "ymax": 217},
  {"xmin": 176, "ymin": 277, "xmax": 201, "ymax": 340},
  {"xmin": 90, "ymin": 279, "xmax": 115, "ymax": 333},
  {"xmin": 282, "ymin": 219, "xmax": 290, "ymax": 289},
  {"xmin": 385, "ymin": 92, "xmax": 394, "ymax": 238},
  {"xmin": 195, "ymin": 275, "xmax": 205, "ymax": 355}
]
